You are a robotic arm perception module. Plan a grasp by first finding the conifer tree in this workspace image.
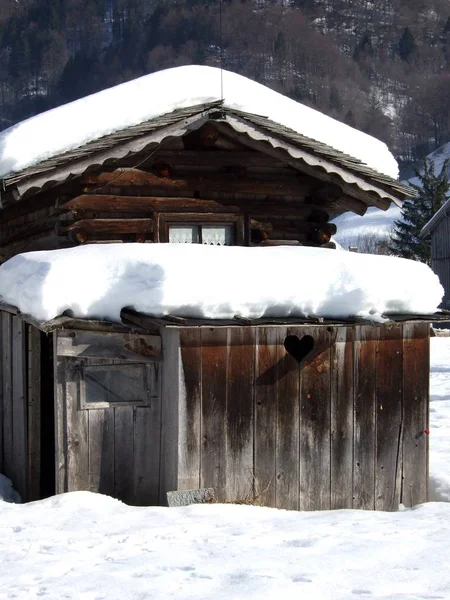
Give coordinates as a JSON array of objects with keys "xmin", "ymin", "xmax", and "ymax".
[{"xmin": 389, "ymin": 158, "xmax": 450, "ymax": 264}]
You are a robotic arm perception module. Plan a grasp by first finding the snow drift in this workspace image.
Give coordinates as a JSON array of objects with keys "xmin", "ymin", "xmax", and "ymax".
[
  {"xmin": 0, "ymin": 244, "xmax": 443, "ymax": 323},
  {"xmin": 0, "ymin": 65, "xmax": 398, "ymax": 179}
]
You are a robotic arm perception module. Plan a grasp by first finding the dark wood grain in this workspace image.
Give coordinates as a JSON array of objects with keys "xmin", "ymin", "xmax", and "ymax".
[
  {"xmin": 276, "ymin": 326, "xmax": 301, "ymax": 510},
  {"xmin": 401, "ymin": 322, "xmax": 429, "ymax": 506},
  {"xmin": 299, "ymin": 326, "xmax": 332, "ymax": 510},
  {"xmin": 375, "ymin": 324, "xmax": 403, "ymax": 511},
  {"xmin": 27, "ymin": 326, "xmax": 41, "ymax": 501},
  {"xmin": 353, "ymin": 325, "xmax": 378, "ymax": 510},
  {"xmin": 114, "ymin": 406, "xmax": 135, "ymax": 504},
  {"xmin": 200, "ymin": 328, "xmax": 228, "ymax": 499},
  {"xmin": 178, "ymin": 329, "xmax": 202, "ymax": 490},
  {"xmin": 330, "ymin": 326, "xmax": 354, "ymax": 509},
  {"xmin": 226, "ymin": 327, "xmax": 255, "ymax": 502},
  {"xmin": 88, "ymin": 408, "xmax": 115, "ymax": 495},
  {"xmin": 12, "ymin": 316, "xmax": 27, "ymax": 499},
  {"xmin": 254, "ymin": 327, "xmax": 279, "ymax": 507}
]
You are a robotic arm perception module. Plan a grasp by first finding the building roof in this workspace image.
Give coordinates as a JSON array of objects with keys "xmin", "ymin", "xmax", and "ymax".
[
  {"xmin": 420, "ymin": 197, "xmax": 450, "ymax": 237},
  {"xmin": 0, "ymin": 101, "xmax": 415, "ymax": 208}
]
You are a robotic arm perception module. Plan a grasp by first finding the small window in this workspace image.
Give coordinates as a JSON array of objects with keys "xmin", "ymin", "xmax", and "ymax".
[
  {"xmin": 168, "ymin": 224, "xmax": 234, "ymax": 245},
  {"xmin": 80, "ymin": 362, "xmax": 153, "ymax": 409}
]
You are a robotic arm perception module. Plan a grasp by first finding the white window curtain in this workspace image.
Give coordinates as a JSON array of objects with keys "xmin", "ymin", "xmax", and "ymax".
[
  {"xmin": 201, "ymin": 225, "xmax": 234, "ymax": 246},
  {"xmin": 168, "ymin": 225, "xmax": 199, "ymax": 244}
]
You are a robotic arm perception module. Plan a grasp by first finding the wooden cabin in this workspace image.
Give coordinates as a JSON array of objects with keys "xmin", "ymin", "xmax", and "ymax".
[
  {"xmin": 0, "ymin": 102, "xmax": 413, "ymax": 258},
  {"xmin": 0, "ymin": 85, "xmax": 427, "ymax": 511},
  {"xmin": 421, "ymin": 199, "xmax": 450, "ymax": 310},
  {"xmin": 0, "ymin": 302, "xmax": 440, "ymax": 510}
]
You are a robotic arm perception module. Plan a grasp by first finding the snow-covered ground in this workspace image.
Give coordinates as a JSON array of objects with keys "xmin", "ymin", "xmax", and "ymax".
[{"xmin": 0, "ymin": 337, "xmax": 449, "ymax": 600}]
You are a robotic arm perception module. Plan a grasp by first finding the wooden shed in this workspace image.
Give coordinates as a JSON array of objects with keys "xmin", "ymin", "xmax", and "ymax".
[
  {"xmin": 421, "ymin": 198, "xmax": 450, "ymax": 310},
  {"xmin": 0, "ymin": 302, "xmax": 442, "ymax": 511}
]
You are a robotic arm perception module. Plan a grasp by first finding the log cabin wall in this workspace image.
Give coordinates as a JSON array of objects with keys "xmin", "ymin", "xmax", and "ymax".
[
  {"xmin": 0, "ymin": 122, "xmax": 353, "ymax": 260},
  {"xmin": 161, "ymin": 322, "xmax": 430, "ymax": 511}
]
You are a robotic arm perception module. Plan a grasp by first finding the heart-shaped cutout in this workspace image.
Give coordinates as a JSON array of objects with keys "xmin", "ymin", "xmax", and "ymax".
[{"xmin": 284, "ymin": 334, "xmax": 315, "ymax": 364}]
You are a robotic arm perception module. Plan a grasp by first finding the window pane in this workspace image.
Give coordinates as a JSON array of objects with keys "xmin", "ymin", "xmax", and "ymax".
[
  {"xmin": 168, "ymin": 225, "xmax": 199, "ymax": 243},
  {"xmin": 84, "ymin": 363, "xmax": 148, "ymax": 404},
  {"xmin": 201, "ymin": 225, "xmax": 234, "ymax": 245}
]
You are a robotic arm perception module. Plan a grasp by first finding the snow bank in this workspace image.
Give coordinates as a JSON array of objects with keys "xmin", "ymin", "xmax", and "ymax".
[
  {"xmin": 1, "ymin": 491, "xmax": 450, "ymax": 599},
  {"xmin": 0, "ymin": 65, "xmax": 398, "ymax": 179},
  {"xmin": 429, "ymin": 337, "xmax": 450, "ymax": 502},
  {"xmin": 0, "ymin": 244, "xmax": 443, "ymax": 323},
  {"xmin": 0, "ymin": 474, "xmax": 21, "ymax": 503}
]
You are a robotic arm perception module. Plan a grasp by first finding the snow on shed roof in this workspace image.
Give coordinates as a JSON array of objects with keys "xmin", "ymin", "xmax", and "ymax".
[
  {"xmin": 0, "ymin": 244, "xmax": 443, "ymax": 325},
  {"xmin": 0, "ymin": 65, "xmax": 399, "ymax": 182}
]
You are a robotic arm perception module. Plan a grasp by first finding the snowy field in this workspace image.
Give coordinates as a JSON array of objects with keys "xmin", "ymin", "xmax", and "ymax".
[{"xmin": 0, "ymin": 337, "xmax": 449, "ymax": 600}]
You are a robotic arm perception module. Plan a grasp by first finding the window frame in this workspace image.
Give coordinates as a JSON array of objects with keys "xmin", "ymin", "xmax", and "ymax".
[
  {"xmin": 157, "ymin": 213, "xmax": 245, "ymax": 245},
  {"xmin": 78, "ymin": 359, "xmax": 157, "ymax": 410}
]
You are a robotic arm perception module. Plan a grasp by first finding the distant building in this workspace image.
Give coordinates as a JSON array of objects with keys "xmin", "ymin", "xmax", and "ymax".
[{"xmin": 421, "ymin": 198, "xmax": 450, "ymax": 309}]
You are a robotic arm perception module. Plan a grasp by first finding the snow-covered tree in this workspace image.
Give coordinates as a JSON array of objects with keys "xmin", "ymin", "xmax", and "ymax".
[{"xmin": 389, "ymin": 158, "xmax": 450, "ymax": 264}]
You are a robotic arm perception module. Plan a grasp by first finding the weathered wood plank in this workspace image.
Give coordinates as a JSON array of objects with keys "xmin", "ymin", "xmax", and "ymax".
[
  {"xmin": 226, "ymin": 328, "xmax": 255, "ymax": 502},
  {"xmin": 254, "ymin": 328, "xmax": 278, "ymax": 507},
  {"xmin": 114, "ymin": 406, "xmax": 135, "ymax": 504},
  {"xmin": 57, "ymin": 330, "xmax": 161, "ymax": 361},
  {"xmin": 64, "ymin": 218, "xmax": 153, "ymax": 234},
  {"xmin": 178, "ymin": 329, "xmax": 202, "ymax": 490},
  {"xmin": 299, "ymin": 327, "xmax": 332, "ymax": 510},
  {"xmin": 353, "ymin": 326, "xmax": 377, "ymax": 510},
  {"xmin": 276, "ymin": 327, "xmax": 301, "ymax": 510},
  {"xmin": 330, "ymin": 327, "xmax": 354, "ymax": 509},
  {"xmin": 159, "ymin": 329, "xmax": 181, "ymax": 504},
  {"xmin": 62, "ymin": 195, "xmax": 239, "ymax": 214},
  {"xmin": 134, "ymin": 399, "xmax": 161, "ymax": 506},
  {"xmin": 401, "ymin": 322, "xmax": 429, "ymax": 507},
  {"xmin": 53, "ymin": 351, "xmax": 67, "ymax": 494},
  {"xmin": 82, "ymin": 169, "xmax": 312, "ymax": 196},
  {"xmin": 2, "ymin": 313, "xmax": 13, "ymax": 481},
  {"xmin": 0, "ymin": 314, "xmax": 3, "ymax": 472},
  {"xmin": 64, "ymin": 358, "xmax": 89, "ymax": 493},
  {"xmin": 12, "ymin": 316, "xmax": 27, "ymax": 500},
  {"xmin": 200, "ymin": 328, "xmax": 228, "ymax": 499},
  {"xmin": 27, "ymin": 326, "xmax": 41, "ymax": 501},
  {"xmin": 88, "ymin": 408, "xmax": 115, "ymax": 496},
  {"xmin": 375, "ymin": 325, "xmax": 403, "ymax": 511}
]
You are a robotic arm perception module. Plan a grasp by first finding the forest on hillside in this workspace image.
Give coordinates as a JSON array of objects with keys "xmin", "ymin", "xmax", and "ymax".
[{"xmin": 2, "ymin": 0, "xmax": 450, "ymax": 174}]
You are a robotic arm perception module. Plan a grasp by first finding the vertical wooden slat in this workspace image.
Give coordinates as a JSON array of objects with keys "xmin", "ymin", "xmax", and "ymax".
[
  {"xmin": 88, "ymin": 408, "xmax": 115, "ymax": 495},
  {"xmin": 330, "ymin": 327, "xmax": 354, "ymax": 509},
  {"xmin": 200, "ymin": 327, "xmax": 228, "ymax": 498},
  {"xmin": 159, "ymin": 329, "xmax": 180, "ymax": 504},
  {"xmin": 178, "ymin": 329, "xmax": 202, "ymax": 490},
  {"xmin": 0, "ymin": 314, "xmax": 4, "ymax": 473},
  {"xmin": 375, "ymin": 324, "xmax": 403, "ymax": 511},
  {"xmin": 12, "ymin": 316, "xmax": 27, "ymax": 499},
  {"xmin": 114, "ymin": 405, "xmax": 134, "ymax": 503},
  {"xmin": 402, "ymin": 322, "xmax": 429, "ymax": 507},
  {"xmin": 2, "ymin": 313, "xmax": 13, "ymax": 482},
  {"xmin": 134, "ymin": 399, "xmax": 161, "ymax": 505},
  {"xmin": 353, "ymin": 325, "xmax": 377, "ymax": 510},
  {"xmin": 254, "ymin": 327, "xmax": 278, "ymax": 507},
  {"xmin": 64, "ymin": 358, "xmax": 89, "ymax": 493},
  {"xmin": 27, "ymin": 326, "xmax": 41, "ymax": 501},
  {"xmin": 226, "ymin": 327, "xmax": 255, "ymax": 502},
  {"xmin": 299, "ymin": 326, "xmax": 331, "ymax": 511},
  {"xmin": 276, "ymin": 326, "xmax": 300, "ymax": 510},
  {"xmin": 54, "ymin": 349, "xmax": 67, "ymax": 494}
]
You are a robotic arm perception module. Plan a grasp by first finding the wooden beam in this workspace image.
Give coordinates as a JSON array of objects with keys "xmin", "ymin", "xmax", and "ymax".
[
  {"xmin": 149, "ymin": 150, "xmax": 289, "ymax": 168},
  {"xmin": 81, "ymin": 168, "xmax": 312, "ymax": 196},
  {"xmin": 63, "ymin": 219, "xmax": 153, "ymax": 234}
]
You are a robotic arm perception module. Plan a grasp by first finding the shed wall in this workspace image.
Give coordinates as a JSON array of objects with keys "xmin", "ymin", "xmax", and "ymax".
[
  {"xmin": 431, "ymin": 216, "xmax": 450, "ymax": 309},
  {"xmin": 169, "ymin": 322, "xmax": 429, "ymax": 511}
]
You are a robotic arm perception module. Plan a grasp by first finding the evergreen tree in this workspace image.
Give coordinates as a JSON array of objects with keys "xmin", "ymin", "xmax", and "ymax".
[
  {"xmin": 389, "ymin": 158, "xmax": 450, "ymax": 263},
  {"xmin": 398, "ymin": 26, "xmax": 416, "ymax": 62}
]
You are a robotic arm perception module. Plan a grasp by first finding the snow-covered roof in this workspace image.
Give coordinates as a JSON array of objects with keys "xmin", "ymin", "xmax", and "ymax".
[
  {"xmin": 0, "ymin": 65, "xmax": 399, "ymax": 183},
  {"xmin": 420, "ymin": 197, "xmax": 450, "ymax": 237},
  {"xmin": 0, "ymin": 244, "xmax": 443, "ymax": 324}
]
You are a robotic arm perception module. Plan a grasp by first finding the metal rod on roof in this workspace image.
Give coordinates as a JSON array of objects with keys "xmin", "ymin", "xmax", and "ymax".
[{"xmin": 220, "ymin": 0, "xmax": 224, "ymax": 101}]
